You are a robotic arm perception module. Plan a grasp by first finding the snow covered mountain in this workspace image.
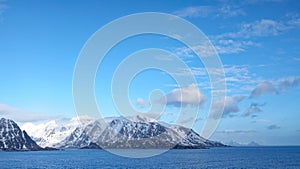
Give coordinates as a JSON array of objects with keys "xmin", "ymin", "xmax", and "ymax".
[
  {"xmin": 0, "ymin": 118, "xmax": 42, "ymax": 151},
  {"xmin": 21, "ymin": 116, "xmax": 94, "ymax": 148},
  {"xmin": 22, "ymin": 115, "xmax": 225, "ymax": 149}
]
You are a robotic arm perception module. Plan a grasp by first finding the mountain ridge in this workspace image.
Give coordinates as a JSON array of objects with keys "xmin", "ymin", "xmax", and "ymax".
[
  {"xmin": 21, "ymin": 115, "xmax": 226, "ymax": 149},
  {"xmin": 0, "ymin": 118, "xmax": 43, "ymax": 151}
]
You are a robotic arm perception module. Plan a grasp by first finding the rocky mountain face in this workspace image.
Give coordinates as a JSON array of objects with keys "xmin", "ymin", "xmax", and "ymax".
[
  {"xmin": 22, "ymin": 115, "xmax": 225, "ymax": 149},
  {"xmin": 0, "ymin": 118, "xmax": 43, "ymax": 151}
]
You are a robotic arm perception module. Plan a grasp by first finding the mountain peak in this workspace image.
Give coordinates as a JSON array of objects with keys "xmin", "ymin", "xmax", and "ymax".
[
  {"xmin": 126, "ymin": 114, "xmax": 158, "ymax": 123},
  {"xmin": 0, "ymin": 117, "xmax": 43, "ymax": 151}
]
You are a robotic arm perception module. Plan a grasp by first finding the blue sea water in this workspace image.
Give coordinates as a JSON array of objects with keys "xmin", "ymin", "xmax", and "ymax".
[{"xmin": 0, "ymin": 146, "xmax": 299, "ymax": 169}]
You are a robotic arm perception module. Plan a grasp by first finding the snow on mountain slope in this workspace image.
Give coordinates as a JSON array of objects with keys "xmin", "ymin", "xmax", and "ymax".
[
  {"xmin": 0, "ymin": 118, "xmax": 42, "ymax": 151},
  {"xmin": 21, "ymin": 116, "xmax": 94, "ymax": 148},
  {"xmin": 21, "ymin": 115, "xmax": 225, "ymax": 149},
  {"xmin": 55, "ymin": 115, "xmax": 225, "ymax": 149}
]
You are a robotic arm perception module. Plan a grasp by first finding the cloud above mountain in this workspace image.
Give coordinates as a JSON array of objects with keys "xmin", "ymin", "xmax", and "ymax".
[
  {"xmin": 0, "ymin": 103, "xmax": 60, "ymax": 123},
  {"xmin": 209, "ymin": 95, "xmax": 245, "ymax": 119},
  {"xmin": 158, "ymin": 84, "xmax": 206, "ymax": 107},
  {"xmin": 136, "ymin": 98, "xmax": 150, "ymax": 108},
  {"xmin": 222, "ymin": 95, "xmax": 245, "ymax": 117}
]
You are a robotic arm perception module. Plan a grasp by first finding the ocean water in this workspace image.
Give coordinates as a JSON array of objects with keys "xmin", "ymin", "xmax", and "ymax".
[{"xmin": 0, "ymin": 146, "xmax": 299, "ymax": 169}]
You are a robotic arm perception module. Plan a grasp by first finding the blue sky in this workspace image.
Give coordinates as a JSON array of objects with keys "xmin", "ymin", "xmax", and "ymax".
[{"xmin": 0, "ymin": 0, "xmax": 300, "ymax": 145}]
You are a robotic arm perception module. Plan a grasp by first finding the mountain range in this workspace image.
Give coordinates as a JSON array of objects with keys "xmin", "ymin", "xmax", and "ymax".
[{"xmin": 1, "ymin": 116, "xmax": 226, "ymax": 151}]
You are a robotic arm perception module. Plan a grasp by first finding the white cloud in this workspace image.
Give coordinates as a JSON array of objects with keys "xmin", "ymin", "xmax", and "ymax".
[
  {"xmin": 218, "ymin": 5, "xmax": 245, "ymax": 18},
  {"xmin": 239, "ymin": 19, "xmax": 287, "ymax": 37},
  {"xmin": 172, "ymin": 65, "xmax": 249, "ymax": 77},
  {"xmin": 136, "ymin": 98, "xmax": 150, "ymax": 108},
  {"xmin": 173, "ymin": 38, "xmax": 258, "ymax": 57},
  {"xmin": 248, "ymin": 77, "xmax": 300, "ymax": 99},
  {"xmin": 140, "ymin": 111, "xmax": 162, "ymax": 120},
  {"xmin": 210, "ymin": 16, "xmax": 300, "ymax": 54},
  {"xmin": 218, "ymin": 19, "xmax": 285, "ymax": 39},
  {"xmin": 0, "ymin": 1, "xmax": 7, "ymax": 15},
  {"xmin": 173, "ymin": 4, "xmax": 245, "ymax": 19},
  {"xmin": 154, "ymin": 54, "xmax": 174, "ymax": 61},
  {"xmin": 158, "ymin": 84, "xmax": 206, "ymax": 107},
  {"xmin": 250, "ymin": 81, "xmax": 278, "ymax": 98},
  {"xmin": 223, "ymin": 95, "xmax": 245, "ymax": 116},
  {"xmin": 209, "ymin": 95, "xmax": 245, "ymax": 119},
  {"xmin": 174, "ymin": 41, "xmax": 217, "ymax": 58},
  {"xmin": 172, "ymin": 33, "xmax": 260, "ymax": 57},
  {"xmin": 218, "ymin": 16, "xmax": 300, "ymax": 40},
  {"xmin": 213, "ymin": 39, "xmax": 259, "ymax": 54},
  {"xmin": 0, "ymin": 103, "xmax": 61, "ymax": 123},
  {"xmin": 287, "ymin": 18, "xmax": 300, "ymax": 27},
  {"xmin": 169, "ymin": 64, "xmax": 260, "ymax": 94},
  {"xmin": 0, "ymin": 104, "xmax": 19, "ymax": 115},
  {"xmin": 173, "ymin": 6, "xmax": 214, "ymax": 18},
  {"xmin": 244, "ymin": 102, "xmax": 266, "ymax": 116},
  {"xmin": 278, "ymin": 77, "xmax": 300, "ymax": 90},
  {"xmin": 172, "ymin": 5, "xmax": 300, "ymax": 57},
  {"xmin": 285, "ymin": 12, "xmax": 300, "ymax": 27}
]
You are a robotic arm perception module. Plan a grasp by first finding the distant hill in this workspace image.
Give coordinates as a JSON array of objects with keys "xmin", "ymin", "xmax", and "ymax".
[{"xmin": 227, "ymin": 140, "xmax": 260, "ymax": 147}]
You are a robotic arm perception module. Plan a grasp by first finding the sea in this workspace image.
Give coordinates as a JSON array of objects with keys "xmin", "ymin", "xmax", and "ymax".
[{"xmin": 0, "ymin": 146, "xmax": 299, "ymax": 169}]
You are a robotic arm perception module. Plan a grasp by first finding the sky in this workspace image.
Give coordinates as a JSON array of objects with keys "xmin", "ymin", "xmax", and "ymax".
[{"xmin": 0, "ymin": 0, "xmax": 300, "ymax": 145}]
